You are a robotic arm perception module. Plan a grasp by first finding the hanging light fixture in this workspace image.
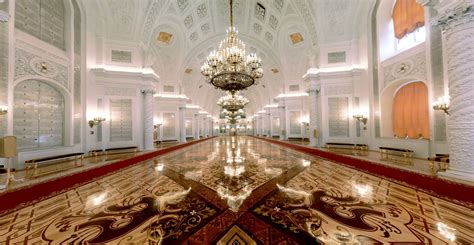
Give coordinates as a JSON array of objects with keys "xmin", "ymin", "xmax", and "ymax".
[
  {"xmin": 201, "ymin": 0, "xmax": 263, "ymax": 93},
  {"xmin": 217, "ymin": 92, "xmax": 249, "ymax": 112}
]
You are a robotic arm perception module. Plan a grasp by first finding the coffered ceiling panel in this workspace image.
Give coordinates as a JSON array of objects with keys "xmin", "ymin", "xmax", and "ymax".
[{"xmin": 84, "ymin": 0, "xmax": 374, "ymax": 115}]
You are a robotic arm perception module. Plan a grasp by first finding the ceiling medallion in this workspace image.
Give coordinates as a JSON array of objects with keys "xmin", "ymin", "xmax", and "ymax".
[
  {"xmin": 289, "ymin": 33, "xmax": 304, "ymax": 44},
  {"xmin": 201, "ymin": 0, "xmax": 263, "ymax": 94},
  {"xmin": 157, "ymin": 32, "xmax": 173, "ymax": 44}
]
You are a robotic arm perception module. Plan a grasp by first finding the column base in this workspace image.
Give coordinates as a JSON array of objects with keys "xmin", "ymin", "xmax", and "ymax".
[{"xmin": 438, "ymin": 169, "xmax": 474, "ymax": 185}]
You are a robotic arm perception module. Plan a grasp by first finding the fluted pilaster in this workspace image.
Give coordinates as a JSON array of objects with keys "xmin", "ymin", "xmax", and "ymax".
[
  {"xmin": 279, "ymin": 106, "xmax": 287, "ymax": 140},
  {"xmin": 307, "ymin": 84, "xmax": 321, "ymax": 147},
  {"xmin": 266, "ymin": 112, "xmax": 271, "ymax": 137},
  {"xmin": 179, "ymin": 107, "xmax": 186, "ymax": 143},
  {"xmin": 194, "ymin": 114, "xmax": 200, "ymax": 139},
  {"xmin": 141, "ymin": 89, "xmax": 155, "ymax": 150}
]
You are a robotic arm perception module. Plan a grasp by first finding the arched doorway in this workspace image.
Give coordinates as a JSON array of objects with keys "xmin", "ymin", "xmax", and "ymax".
[
  {"xmin": 392, "ymin": 81, "xmax": 430, "ymax": 139},
  {"xmin": 13, "ymin": 80, "xmax": 65, "ymax": 151}
]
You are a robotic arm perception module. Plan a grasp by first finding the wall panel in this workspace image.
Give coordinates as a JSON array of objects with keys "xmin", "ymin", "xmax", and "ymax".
[
  {"xmin": 328, "ymin": 97, "xmax": 349, "ymax": 137},
  {"xmin": 110, "ymin": 99, "xmax": 133, "ymax": 142}
]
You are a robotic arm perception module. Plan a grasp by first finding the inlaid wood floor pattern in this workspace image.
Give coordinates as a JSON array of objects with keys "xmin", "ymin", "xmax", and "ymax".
[{"xmin": 0, "ymin": 137, "xmax": 472, "ymax": 244}]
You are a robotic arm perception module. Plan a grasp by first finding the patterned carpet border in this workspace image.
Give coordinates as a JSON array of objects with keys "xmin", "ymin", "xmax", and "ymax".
[
  {"xmin": 252, "ymin": 136, "xmax": 474, "ymax": 208},
  {"xmin": 0, "ymin": 137, "xmax": 216, "ymax": 215}
]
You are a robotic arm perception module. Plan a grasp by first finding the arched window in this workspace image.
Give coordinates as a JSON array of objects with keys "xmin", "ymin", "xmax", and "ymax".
[
  {"xmin": 392, "ymin": 0, "xmax": 424, "ymax": 39},
  {"xmin": 392, "ymin": 0, "xmax": 425, "ymax": 51},
  {"xmin": 392, "ymin": 82, "xmax": 429, "ymax": 139}
]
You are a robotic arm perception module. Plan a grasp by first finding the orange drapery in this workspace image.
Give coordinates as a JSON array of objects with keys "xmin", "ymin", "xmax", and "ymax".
[
  {"xmin": 392, "ymin": 82, "xmax": 430, "ymax": 139},
  {"xmin": 392, "ymin": 0, "xmax": 425, "ymax": 39}
]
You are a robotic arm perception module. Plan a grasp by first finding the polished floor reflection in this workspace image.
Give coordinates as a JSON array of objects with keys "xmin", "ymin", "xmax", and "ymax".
[{"xmin": 0, "ymin": 136, "xmax": 472, "ymax": 244}]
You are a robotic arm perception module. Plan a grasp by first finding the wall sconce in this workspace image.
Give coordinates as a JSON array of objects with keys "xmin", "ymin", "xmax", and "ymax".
[
  {"xmin": 88, "ymin": 117, "xmax": 106, "ymax": 128},
  {"xmin": 353, "ymin": 114, "xmax": 368, "ymax": 130},
  {"xmin": 301, "ymin": 121, "xmax": 309, "ymax": 127},
  {"xmin": 433, "ymin": 96, "xmax": 450, "ymax": 115},
  {"xmin": 0, "ymin": 106, "xmax": 7, "ymax": 115}
]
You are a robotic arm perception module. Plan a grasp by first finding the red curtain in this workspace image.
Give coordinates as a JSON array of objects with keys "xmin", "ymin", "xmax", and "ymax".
[
  {"xmin": 392, "ymin": 0, "xmax": 425, "ymax": 39},
  {"xmin": 392, "ymin": 82, "xmax": 430, "ymax": 139}
]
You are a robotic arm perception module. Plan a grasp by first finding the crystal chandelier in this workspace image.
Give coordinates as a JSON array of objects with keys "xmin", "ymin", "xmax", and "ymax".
[
  {"xmin": 217, "ymin": 92, "xmax": 249, "ymax": 112},
  {"xmin": 222, "ymin": 108, "xmax": 245, "ymax": 118},
  {"xmin": 201, "ymin": 0, "xmax": 263, "ymax": 93}
]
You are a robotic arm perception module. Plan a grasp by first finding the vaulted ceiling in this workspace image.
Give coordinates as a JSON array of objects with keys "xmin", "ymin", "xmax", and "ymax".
[{"xmin": 83, "ymin": 0, "xmax": 374, "ymax": 116}]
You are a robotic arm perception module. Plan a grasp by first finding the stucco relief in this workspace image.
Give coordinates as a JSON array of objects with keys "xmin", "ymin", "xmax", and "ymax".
[
  {"xmin": 294, "ymin": 0, "xmax": 318, "ymax": 46},
  {"xmin": 324, "ymin": 85, "xmax": 352, "ymax": 96},
  {"xmin": 108, "ymin": 0, "xmax": 135, "ymax": 35},
  {"xmin": 104, "ymin": 87, "xmax": 138, "ymax": 97},
  {"xmin": 141, "ymin": 0, "xmax": 165, "ymax": 45},
  {"xmin": 382, "ymin": 51, "xmax": 427, "ymax": 87},
  {"xmin": 322, "ymin": 0, "xmax": 348, "ymax": 37},
  {"xmin": 14, "ymin": 48, "xmax": 69, "ymax": 89}
]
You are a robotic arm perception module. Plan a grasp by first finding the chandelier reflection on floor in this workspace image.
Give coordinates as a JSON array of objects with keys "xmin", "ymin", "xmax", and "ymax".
[{"xmin": 201, "ymin": 0, "xmax": 263, "ymax": 93}]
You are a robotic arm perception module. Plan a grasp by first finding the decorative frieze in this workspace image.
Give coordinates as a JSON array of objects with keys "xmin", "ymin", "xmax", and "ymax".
[
  {"xmin": 382, "ymin": 51, "xmax": 427, "ymax": 87},
  {"xmin": 324, "ymin": 85, "xmax": 352, "ymax": 96},
  {"xmin": 14, "ymin": 48, "xmax": 69, "ymax": 89},
  {"xmin": 105, "ymin": 87, "xmax": 138, "ymax": 97}
]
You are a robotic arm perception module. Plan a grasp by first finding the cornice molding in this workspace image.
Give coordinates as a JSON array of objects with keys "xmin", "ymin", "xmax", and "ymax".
[
  {"xmin": 302, "ymin": 67, "xmax": 364, "ymax": 81},
  {"xmin": 91, "ymin": 67, "xmax": 160, "ymax": 83}
]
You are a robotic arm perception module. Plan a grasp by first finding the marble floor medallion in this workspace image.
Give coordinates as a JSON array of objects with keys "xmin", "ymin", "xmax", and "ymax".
[
  {"xmin": 253, "ymin": 185, "xmax": 424, "ymax": 244},
  {"xmin": 0, "ymin": 137, "xmax": 471, "ymax": 244}
]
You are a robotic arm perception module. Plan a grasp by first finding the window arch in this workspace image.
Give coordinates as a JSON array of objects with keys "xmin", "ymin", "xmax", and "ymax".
[
  {"xmin": 392, "ymin": 81, "xmax": 429, "ymax": 139},
  {"xmin": 392, "ymin": 0, "xmax": 425, "ymax": 40}
]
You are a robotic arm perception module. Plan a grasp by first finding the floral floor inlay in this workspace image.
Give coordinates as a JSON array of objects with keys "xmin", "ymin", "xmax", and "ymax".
[{"xmin": 0, "ymin": 136, "xmax": 472, "ymax": 244}]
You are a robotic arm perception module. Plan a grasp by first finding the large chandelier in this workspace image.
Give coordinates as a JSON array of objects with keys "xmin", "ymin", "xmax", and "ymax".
[
  {"xmin": 201, "ymin": 0, "xmax": 263, "ymax": 93},
  {"xmin": 217, "ymin": 92, "xmax": 249, "ymax": 112}
]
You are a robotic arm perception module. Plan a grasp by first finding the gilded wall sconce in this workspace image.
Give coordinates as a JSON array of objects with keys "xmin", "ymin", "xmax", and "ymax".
[
  {"xmin": 88, "ymin": 117, "xmax": 106, "ymax": 128},
  {"xmin": 353, "ymin": 114, "xmax": 368, "ymax": 130}
]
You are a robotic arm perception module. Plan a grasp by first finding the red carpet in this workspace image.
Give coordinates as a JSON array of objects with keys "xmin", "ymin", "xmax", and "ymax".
[
  {"xmin": 254, "ymin": 136, "xmax": 474, "ymax": 208},
  {"xmin": 0, "ymin": 137, "xmax": 215, "ymax": 215}
]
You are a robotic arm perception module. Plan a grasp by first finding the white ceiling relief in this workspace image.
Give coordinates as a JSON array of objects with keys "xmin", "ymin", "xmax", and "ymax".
[
  {"xmin": 197, "ymin": 3, "xmax": 208, "ymax": 18},
  {"xmin": 177, "ymin": 0, "xmax": 189, "ymax": 11},
  {"xmin": 87, "ymin": 0, "xmax": 374, "ymax": 115}
]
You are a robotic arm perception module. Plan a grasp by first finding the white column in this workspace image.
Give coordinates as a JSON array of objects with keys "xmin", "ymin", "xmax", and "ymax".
[
  {"xmin": 194, "ymin": 114, "xmax": 200, "ymax": 139},
  {"xmin": 434, "ymin": 2, "xmax": 474, "ymax": 182},
  {"xmin": 307, "ymin": 82, "xmax": 321, "ymax": 147},
  {"xmin": 266, "ymin": 112, "xmax": 271, "ymax": 137},
  {"xmin": 142, "ymin": 89, "xmax": 155, "ymax": 150},
  {"xmin": 179, "ymin": 107, "xmax": 186, "ymax": 143},
  {"xmin": 203, "ymin": 117, "xmax": 208, "ymax": 137},
  {"xmin": 279, "ymin": 106, "xmax": 287, "ymax": 140},
  {"xmin": 201, "ymin": 117, "xmax": 206, "ymax": 137}
]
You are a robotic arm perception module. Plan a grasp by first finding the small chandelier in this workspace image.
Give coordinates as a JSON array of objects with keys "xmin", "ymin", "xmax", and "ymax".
[
  {"xmin": 201, "ymin": 0, "xmax": 263, "ymax": 93},
  {"xmin": 222, "ymin": 108, "xmax": 245, "ymax": 118},
  {"xmin": 433, "ymin": 96, "xmax": 450, "ymax": 115},
  {"xmin": 217, "ymin": 92, "xmax": 249, "ymax": 112}
]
